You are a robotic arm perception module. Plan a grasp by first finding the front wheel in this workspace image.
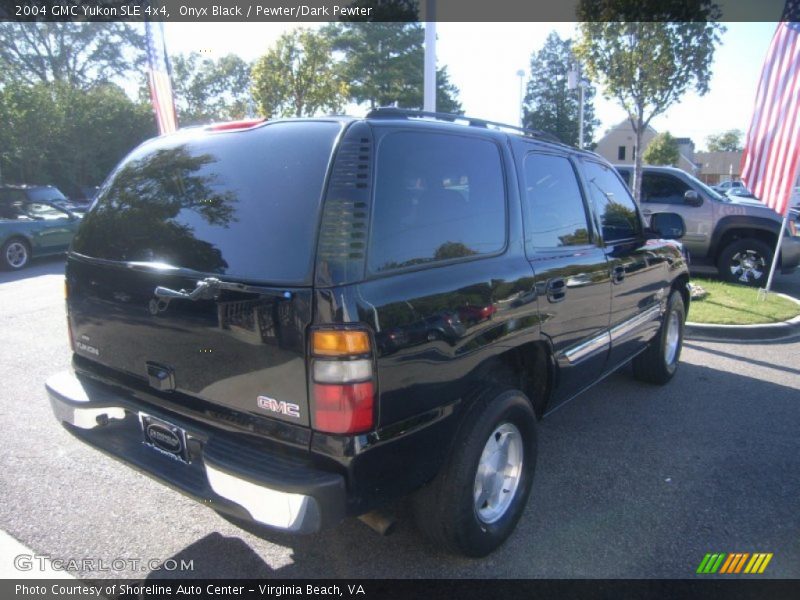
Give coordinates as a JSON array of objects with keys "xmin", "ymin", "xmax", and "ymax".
[
  {"xmin": 632, "ymin": 290, "xmax": 685, "ymax": 385},
  {"xmin": 412, "ymin": 387, "xmax": 537, "ymax": 557}
]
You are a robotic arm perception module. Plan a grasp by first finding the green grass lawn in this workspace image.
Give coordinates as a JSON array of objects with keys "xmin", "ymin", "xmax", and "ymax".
[{"xmin": 687, "ymin": 278, "xmax": 800, "ymax": 325}]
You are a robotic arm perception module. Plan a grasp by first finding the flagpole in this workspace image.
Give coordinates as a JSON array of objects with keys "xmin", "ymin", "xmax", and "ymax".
[{"xmin": 762, "ymin": 211, "xmax": 790, "ymax": 295}]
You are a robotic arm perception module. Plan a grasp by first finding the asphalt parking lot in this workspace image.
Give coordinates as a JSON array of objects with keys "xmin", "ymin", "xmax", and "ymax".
[{"xmin": 1, "ymin": 256, "xmax": 798, "ymax": 579}]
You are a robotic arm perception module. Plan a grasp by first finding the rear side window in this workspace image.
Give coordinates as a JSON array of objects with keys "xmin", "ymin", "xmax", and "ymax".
[
  {"xmin": 583, "ymin": 161, "xmax": 642, "ymax": 243},
  {"xmin": 71, "ymin": 121, "xmax": 342, "ymax": 284},
  {"xmin": 522, "ymin": 153, "xmax": 592, "ymax": 251},
  {"xmin": 368, "ymin": 132, "xmax": 506, "ymax": 273}
]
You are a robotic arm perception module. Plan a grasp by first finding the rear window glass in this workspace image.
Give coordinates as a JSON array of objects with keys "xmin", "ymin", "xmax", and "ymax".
[
  {"xmin": 368, "ymin": 131, "xmax": 506, "ymax": 273},
  {"xmin": 72, "ymin": 121, "xmax": 341, "ymax": 284}
]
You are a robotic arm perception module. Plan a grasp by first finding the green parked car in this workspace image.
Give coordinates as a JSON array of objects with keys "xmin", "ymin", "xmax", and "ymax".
[{"xmin": 0, "ymin": 185, "xmax": 82, "ymax": 270}]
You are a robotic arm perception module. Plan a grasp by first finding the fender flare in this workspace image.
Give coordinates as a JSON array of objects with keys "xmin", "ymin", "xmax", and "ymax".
[{"xmin": 709, "ymin": 215, "xmax": 781, "ymax": 259}]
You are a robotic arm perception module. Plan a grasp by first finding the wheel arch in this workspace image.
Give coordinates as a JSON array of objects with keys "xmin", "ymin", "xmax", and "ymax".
[
  {"xmin": 710, "ymin": 217, "xmax": 780, "ymax": 264},
  {"xmin": 671, "ymin": 273, "xmax": 690, "ymax": 314},
  {"xmin": 471, "ymin": 340, "xmax": 553, "ymax": 420}
]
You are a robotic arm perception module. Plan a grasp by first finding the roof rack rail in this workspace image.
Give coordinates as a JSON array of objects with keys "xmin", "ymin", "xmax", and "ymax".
[{"xmin": 365, "ymin": 107, "xmax": 564, "ymax": 145}]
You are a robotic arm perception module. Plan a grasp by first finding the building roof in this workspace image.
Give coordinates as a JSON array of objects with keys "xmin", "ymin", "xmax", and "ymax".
[
  {"xmin": 695, "ymin": 151, "xmax": 743, "ymax": 176},
  {"xmin": 601, "ymin": 119, "xmax": 658, "ymax": 137}
]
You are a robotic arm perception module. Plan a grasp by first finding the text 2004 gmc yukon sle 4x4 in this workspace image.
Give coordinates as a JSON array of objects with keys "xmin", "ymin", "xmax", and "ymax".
[{"xmin": 47, "ymin": 109, "xmax": 690, "ymax": 557}]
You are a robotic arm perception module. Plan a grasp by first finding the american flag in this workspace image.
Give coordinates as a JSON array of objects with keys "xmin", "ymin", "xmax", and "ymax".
[
  {"xmin": 740, "ymin": 0, "xmax": 800, "ymax": 217},
  {"xmin": 145, "ymin": 21, "xmax": 178, "ymax": 135}
]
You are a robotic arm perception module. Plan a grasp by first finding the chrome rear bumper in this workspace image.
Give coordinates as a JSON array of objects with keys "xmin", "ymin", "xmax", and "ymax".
[{"xmin": 46, "ymin": 370, "xmax": 345, "ymax": 533}]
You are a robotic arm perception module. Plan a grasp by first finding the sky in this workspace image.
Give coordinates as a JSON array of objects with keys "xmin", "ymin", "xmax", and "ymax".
[{"xmin": 162, "ymin": 21, "xmax": 780, "ymax": 152}]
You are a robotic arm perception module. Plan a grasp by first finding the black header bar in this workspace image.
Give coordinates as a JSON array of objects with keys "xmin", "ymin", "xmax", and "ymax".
[{"xmin": 0, "ymin": 0, "xmax": 791, "ymax": 23}]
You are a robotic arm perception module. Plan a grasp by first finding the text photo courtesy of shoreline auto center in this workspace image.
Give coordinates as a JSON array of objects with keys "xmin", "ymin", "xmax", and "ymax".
[{"xmin": 1, "ymin": 0, "xmax": 799, "ymax": 599}]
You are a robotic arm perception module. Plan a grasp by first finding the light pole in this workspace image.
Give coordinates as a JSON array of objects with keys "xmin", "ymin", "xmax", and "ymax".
[
  {"xmin": 516, "ymin": 69, "xmax": 525, "ymax": 127},
  {"xmin": 568, "ymin": 62, "xmax": 586, "ymax": 149}
]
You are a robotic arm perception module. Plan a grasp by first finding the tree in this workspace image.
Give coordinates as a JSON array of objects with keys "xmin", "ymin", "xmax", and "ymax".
[
  {"xmin": 172, "ymin": 53, "xmax": 253, "ymax": 125},
  {"xmin": 0, "ymin": 81, "xmax": 155, "ymax": 191},
  {"xmin": 574, "ymin": 0, "xmax": 724, "ymax": 200},
  {"xmin": 643, "ymin": 131, "xmax": 680, "ymax": 165},
  {"xmin": 324, "ymin": 22, "xmax": 462, "ymax": 113},
  {"xmin": 523, "ymin": 31, "xmax": 599, "ymax": 147},
  {"xmin": 0, "ymin": 22, "xmax": 144, "ymax": 88},
  {"xmin": 706, "ymin": 129, "xmax": 743, "ymax": 152},
  {"xmin": 251, "ymin": 28, "xmax": 348, "ymax": 118},
  {"xmin": 434, "ymin": 66, "xmax": 462, "ymax": 114}
]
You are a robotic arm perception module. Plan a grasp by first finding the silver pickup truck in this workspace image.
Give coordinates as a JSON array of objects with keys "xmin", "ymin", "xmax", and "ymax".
[{"xmin": 615, "ymin": 165, "xmax": 800, "ymax": 286}]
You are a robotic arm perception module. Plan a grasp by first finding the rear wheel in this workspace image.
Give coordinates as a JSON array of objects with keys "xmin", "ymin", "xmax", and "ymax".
[
  {"xmin": 718, "ymin": 238, "xmax": 772, "ymax": 287},
  {"xmin": 1, "ymin": 238, "xmax": 30, "ymax": 270},
  {"xmin": 633, "ymin": 290, "xmax": 685, "ymax": 385},
  {"xmin": 412, "ymin": 387, "xmax": 537, "ymax": 557}
]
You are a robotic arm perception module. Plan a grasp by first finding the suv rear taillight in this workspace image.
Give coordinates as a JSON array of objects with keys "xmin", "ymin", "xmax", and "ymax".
[{"xmin": 310, "ymin": 329, "xmax": 375, "ymax": 434}]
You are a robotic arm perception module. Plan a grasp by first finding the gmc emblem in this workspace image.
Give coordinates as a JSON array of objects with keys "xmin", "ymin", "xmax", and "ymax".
[{"xmin": 257, "ymin": 395, "xmax": 300, "ymax": 418}]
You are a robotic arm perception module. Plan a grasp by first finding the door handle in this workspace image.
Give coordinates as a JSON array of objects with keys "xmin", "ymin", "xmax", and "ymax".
[
  {"xmin": 611, "ymin": 265, "xmax": 626, "ymax": 284},
  {"xmin": 546, "ymin": 278, "xmax": 566, "ymax": 303}
]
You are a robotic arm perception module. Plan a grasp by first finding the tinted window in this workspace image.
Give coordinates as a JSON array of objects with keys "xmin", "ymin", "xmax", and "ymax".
[
  {"xmin": 616, "ymin": 168, "xmax": 631, "ymax": 187},
  {"xmin": 0, "ymin": 189, "xmax": 27, "ymax": 220},
  {"xmin": 523, "ymin": 153, "xmax": 591, "ymax": 250},
  {"xmin": 583, "ymin": 161, "xmax": 641, "ymax": 242},
  {"xmin": 641, "ymin": 173, "xmax": 690, "ymax": 205},
  {"xmin": 72, "ymin": 121, "xmax": 342, "ymax": 284},
  {"xmin": 368, "ymin": 132, "xmax": 506, "ymax": 273}
]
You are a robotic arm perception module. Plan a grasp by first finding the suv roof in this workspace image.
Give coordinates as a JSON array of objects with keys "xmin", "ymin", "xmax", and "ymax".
[{"xmin": 363, "ymin": 108, "xmax": 602, "ymax": 159}]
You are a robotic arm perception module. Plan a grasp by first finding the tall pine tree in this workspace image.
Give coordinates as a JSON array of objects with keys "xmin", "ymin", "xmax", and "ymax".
[
  {"xmin": 522, "ymin": 32, "xmax": 598, "ymax": 148},
  {"xmin": 324, "ymin": 23, "xmax": 462, "ymax": 113}
]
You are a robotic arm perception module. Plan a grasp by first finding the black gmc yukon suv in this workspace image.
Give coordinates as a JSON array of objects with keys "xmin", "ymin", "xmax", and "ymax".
[{"xmin": 46, "ymin": 109, "xmax": 690, "ymax": 557}]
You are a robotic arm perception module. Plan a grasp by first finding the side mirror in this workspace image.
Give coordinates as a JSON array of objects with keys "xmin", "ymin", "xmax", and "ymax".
[
  {"xmin": 649, "ymin": 212, "xmax": 686, "ymax": 240},
  {"xmin": 684, "ymin": 190, "xmax": 703, "ymax": 207}
]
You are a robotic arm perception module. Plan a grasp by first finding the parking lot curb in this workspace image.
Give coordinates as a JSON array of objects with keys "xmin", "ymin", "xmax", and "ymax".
[{"xmin": 685, "ymin": 293, "xmax": 800, "ymax": 342}]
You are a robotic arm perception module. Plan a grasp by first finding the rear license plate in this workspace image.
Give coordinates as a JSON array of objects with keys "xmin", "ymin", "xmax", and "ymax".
[{"xmin": 139, "ymin": 413, "xmax": 189, "ymax": 463}]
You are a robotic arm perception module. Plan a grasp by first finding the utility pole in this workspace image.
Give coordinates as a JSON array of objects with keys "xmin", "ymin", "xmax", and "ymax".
[
  {"xmin": 568, "ymin": 62, "xmax": 585, "ymax": 150},
  {"xmin": 423, "ymin": 0, "xmax": 436, "ymax": 112},
  {"xmin": 516, "ymin": 69, "xmax": 525, "ymax": 127}
]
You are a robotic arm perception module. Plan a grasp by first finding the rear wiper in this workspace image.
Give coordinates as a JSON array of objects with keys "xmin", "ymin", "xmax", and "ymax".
[{"xmin": 154, "ymin": 277, "xmax": 293, "ymax": 301}]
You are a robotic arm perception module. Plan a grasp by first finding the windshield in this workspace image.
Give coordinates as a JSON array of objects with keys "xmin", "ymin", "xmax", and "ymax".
[
  {"xmin": 693, "ymin": 178, "xmax": 728, "ymax": 201},
  {"xmin": 25, "ymin": 202, "xmax": 69, "ymax": 219},
  {"xmin": 26, "ymin": 187, "xmax": 67, "ymax": 203},
  {"xmin": 71, "ymin": 120, "xmax": 342, "ymax": 284}
]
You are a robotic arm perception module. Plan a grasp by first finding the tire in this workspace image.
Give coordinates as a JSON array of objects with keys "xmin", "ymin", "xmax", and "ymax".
[
  {"xmin": 1, "ymin": 238, "xmax": 31, "ymax": 270},
  {"xmin": 632, "ymin": 290, "xmax": 685, "ymax": 385},
  {"xmin": 717, "ymin": 238, "xmax": 773, "ymax": 287},
  {"xmin": 412, "ymin": 387, "xmax": 537, "ymax": 557}
]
